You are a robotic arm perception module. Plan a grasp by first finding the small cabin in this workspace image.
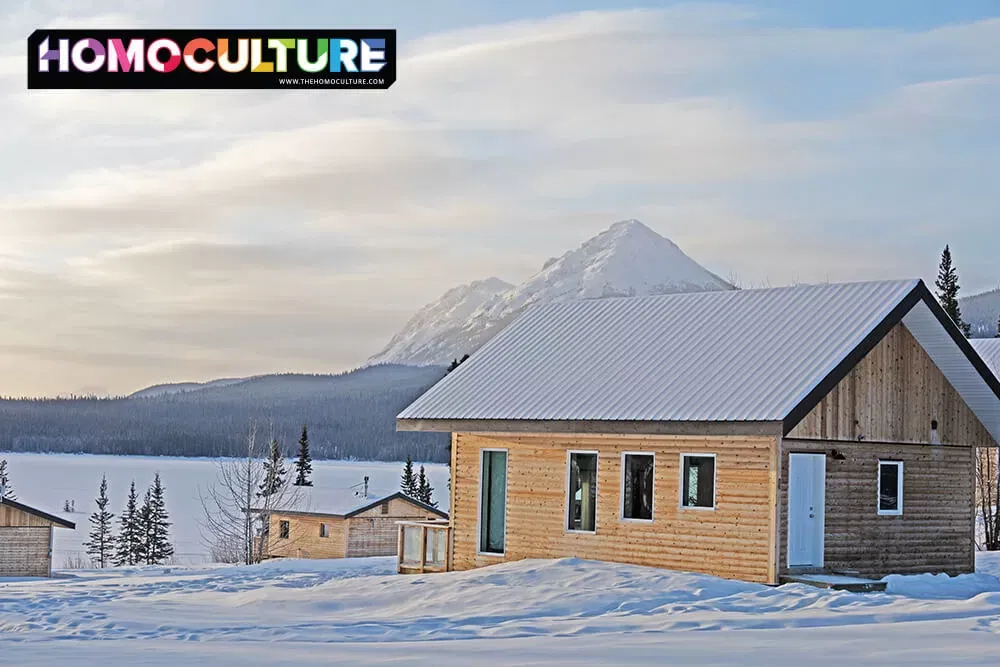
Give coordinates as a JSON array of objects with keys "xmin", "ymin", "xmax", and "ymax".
[
  {"xmin": 0, "ymin": 498, "xmax": 75, "ymax": 577},
  {"xmin": 397, "ymin": 279, "xmax": 1000, "ymax": 584},
  {"xmin": 263, "ymin": 491, "xmax": 447, "ymax": 560}
]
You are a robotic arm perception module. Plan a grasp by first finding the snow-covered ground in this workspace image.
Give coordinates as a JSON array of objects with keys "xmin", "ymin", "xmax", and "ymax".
[
  {"xmin": 2, "ymin": 554, "xmax": 1000, "ymax": 666},
  {"xmin": 0, "ymin": 453, "xmax": 450, "ymax": 565}
]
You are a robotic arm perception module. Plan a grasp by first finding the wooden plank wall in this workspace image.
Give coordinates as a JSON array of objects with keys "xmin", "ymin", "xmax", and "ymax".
[
  {"xmin": 788, "ymin": 323, "xmax": 996, "ymax": 448},
  {"xmin": 267, "ymin": 514, "xmax": 348, "ymax": 559},
  {"xmin": 346, "ymin": 498, "xmax": 443, "ymax": 558},
  {"xmin": 0, "ymin": 504, "xmax": 53, "ymax": 527},
  {"xmin": 0, "ymin": 527, "xmax": 51, "ymax": 577},
  {"xmin": 452, "ymin": 433, "xmax": 778, "ymax": 583},
  {"xmin": 779, "ymin": 439, "xmax": 975, "ymax": 578}
]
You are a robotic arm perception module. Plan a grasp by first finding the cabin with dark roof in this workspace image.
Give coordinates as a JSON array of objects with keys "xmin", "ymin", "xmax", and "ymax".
[
  {"xmin": 0, "ymin": 497, "xmax": 76, "ymax": 578},
  {"xmin": 262, "ymin": 491, "xmax": 447, "ymax": 560},
  {"xmin": 398, "ymin": 279, "xmax": 1000, "ymax": 584}
]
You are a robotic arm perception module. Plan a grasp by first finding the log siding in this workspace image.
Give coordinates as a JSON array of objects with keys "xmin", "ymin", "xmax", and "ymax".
[{"xmin": 451, "ymin": 433, "xmax": 778, "ymax": 583}]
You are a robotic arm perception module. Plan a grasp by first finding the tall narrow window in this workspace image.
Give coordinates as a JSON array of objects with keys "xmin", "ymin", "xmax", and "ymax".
[
  {"xmin": 319, "ymin": 523, "xmax": 329, "ymax": 538},
  {"xmin": 479, "ymin": 450, "xmax": 507, "ymax": 554},
  {"xmin": 568, "ymin": 452, "xmax": 598, "ymax": 532},
  {"xmin": 878, "ymin": 460, "xmax": 903, "ymax": 515},
  {"xmin": 279, "ymin": 520, "xmax": 290, "ymax": 539},
  {"xmin": 622, "ymin": 453, "xmax": 654, "ymax": 521},
  {"xmin": 681, "ymin": 454, "xmax": 716, "ymax": 509}
]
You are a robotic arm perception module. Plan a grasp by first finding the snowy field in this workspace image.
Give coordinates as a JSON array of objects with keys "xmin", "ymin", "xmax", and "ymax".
[
  {"xmin": 2, "ymin": 555, "xmax": 1000, "ymax": 666},
  {"xmin": 0, "ymin": 453, "xmax": 450, "ymax": 565}
]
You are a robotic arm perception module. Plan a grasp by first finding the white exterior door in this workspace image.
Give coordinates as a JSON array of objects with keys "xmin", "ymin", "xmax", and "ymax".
[{"xmin": 787, "ymin": 453, "xmax": 826, "ymax": 568}]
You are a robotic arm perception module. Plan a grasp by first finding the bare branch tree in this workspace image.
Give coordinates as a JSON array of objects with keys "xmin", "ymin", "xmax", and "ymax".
[
  {"xmin": 199, "ymin": 421, "xmax": 301, "ymax": 564},
  {"xmin": 976, "ymin": 447, "xmax": 1000, "ymax": 551}
]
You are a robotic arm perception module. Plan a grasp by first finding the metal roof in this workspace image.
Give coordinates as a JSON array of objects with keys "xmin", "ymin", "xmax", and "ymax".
[
  {"xmin": 972, "ymin": 339, "xmax": 1000, "ymax": 381},
  {"xmin": 398, "ymin": 279, "xmax": 1000, "ymax": 443},
  {"xmin": 0, "ymin": 497, "xmax": 76, "ymax": 529}
]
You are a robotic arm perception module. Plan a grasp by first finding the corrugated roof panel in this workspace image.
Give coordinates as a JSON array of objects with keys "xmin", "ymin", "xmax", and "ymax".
[
  {"xmin": 971, "ymin": 339, "xmax": 1000, "ymax": 381},
  {"xmin": 398, "ymin": 279, "xmax": 920, "ymax": 423}
]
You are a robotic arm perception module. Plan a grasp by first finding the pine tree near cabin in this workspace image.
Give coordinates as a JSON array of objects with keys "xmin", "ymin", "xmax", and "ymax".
[
  {"xmin": 935, "ymin": 245, "xmax": 971, "ymax": 337},
  {"xmin": 258, "ymin": 439, "xmax": 287, "ymax": 497},
  {"xmin": 293, "ymin": 425, "xmax": 313, "ymax": 487},
  {"xmin": 0, "ymin": 459, "xmax": 14, "ymax": 500},
  {"xmin": 84, "ymin": 475, "xmax": 115, "ymax": 568},
  {"xmin": 114, "ymin": 481, "xmax": 143, "ymax": 566},
  {"xmin": 141, "ymin": 473, "xmax": 174, "ymax": 565},
  {"xmin": 401, "ymin": 455, "xmax": 418, "ymax": 497},
  {"xmin": 416, "ymin": 465, "xmax": 436, "ymax": 507},
  {"xmin": 447, "ymin": 354, "xmax": 470, "ymax": 372}
]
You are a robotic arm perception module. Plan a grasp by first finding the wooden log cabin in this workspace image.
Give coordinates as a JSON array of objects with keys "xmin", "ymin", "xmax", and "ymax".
[
  {"xmin": 263, "ymin": 491, "xmax": 447, "ymax": 560},
  {"xmin": 397, "ymin": 279, "xmax": 1000, "ymax": 584},
  {"xmin": 0, "ymin": 498, "xmax": 75, "ymax": 577}
]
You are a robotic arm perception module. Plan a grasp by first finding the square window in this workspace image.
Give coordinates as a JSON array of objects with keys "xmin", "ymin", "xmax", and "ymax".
[
  {"xmin": 878, "ymin": 461, "xmax": 903, "ymax": 515},
  {"xmin": 279, "ymin": 520, "xmax": 290, "ymax": 539},
  {"xmin": 622, "ymin": 453, "xmax": 654, "ymax": 521},
  {"xmin": 681, "ymin": 455, "xmax": 716, "ymax": 509},
  {"xmin": 568, "ymin": 452, "xmax": 598, "ymax": 532}
]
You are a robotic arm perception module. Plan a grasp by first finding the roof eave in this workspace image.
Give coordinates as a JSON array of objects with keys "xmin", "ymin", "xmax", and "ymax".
[{"xmin": 398, "ymin": 418, "xmax": 784, "ymax": 437}]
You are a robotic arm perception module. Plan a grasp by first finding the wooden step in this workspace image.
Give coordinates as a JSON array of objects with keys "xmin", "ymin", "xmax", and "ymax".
[{"xmin": 780, "ymin": 573, "xmax": 887, "ymax": 592}]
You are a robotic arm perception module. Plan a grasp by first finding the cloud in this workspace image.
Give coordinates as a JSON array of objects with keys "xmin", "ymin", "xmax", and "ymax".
[{"xmin": 1, "ymin": 3, "xmax": 998, "ymax": 395}]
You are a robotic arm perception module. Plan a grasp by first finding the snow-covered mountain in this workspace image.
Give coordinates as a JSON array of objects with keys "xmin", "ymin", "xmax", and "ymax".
[
  {"xmin": 368, "ymin": 219, "xmax": 734, "ymax": 366},
  {"xmin": 962, "ymin": 288, "xmax": 1000, "ymax": 338}
]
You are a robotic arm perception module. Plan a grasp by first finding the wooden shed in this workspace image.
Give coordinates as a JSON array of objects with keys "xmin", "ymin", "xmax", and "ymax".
[
  {"xmin": 398, "ymin": 279, "xmax": 1000, "ymax": 584},
  {"xmin": 264, "ymin": 491, "xmax": 447, "ymax": 560},
  {"xmin": 0, "ymin": 498, "xmax": 75, "ymax": 577}
]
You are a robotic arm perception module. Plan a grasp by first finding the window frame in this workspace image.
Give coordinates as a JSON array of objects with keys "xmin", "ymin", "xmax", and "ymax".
[
  {"xmin": 319, "ymin": 522, "xmax": 329, "ymax": 538},
  {"xmin": 620, "ymin": 451, "xmax": 655, "ymax": 523},
  {"xmin": 278, "ymin": 519, "xmax": 290, "ymax": 539},
  {"xmin": 380, "ymin": 502, "xmax": 389, "ymax": 515},
  {"xmin": 877, "ymin": 459, "xmax": 904, "ymax": 516},
  {"xmin": 678, "ymin": 452, "xmax": 717, "ymax": 511},
  {"xmin": 565, "ymin": 450, "xmax": 600, "ymax": 534},
  {"xmin": 477, "ymin": 448, "xmax": 509, "ymax": 557}
]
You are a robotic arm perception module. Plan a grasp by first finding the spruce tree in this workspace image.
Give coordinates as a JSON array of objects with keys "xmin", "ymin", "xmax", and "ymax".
[
  {"xmin": 416, "ymin": 465, "xmax": 436, "ymax": 507},
  {"xmin": 293, "ymin": 425, "xmax": 313, "ymax": 487},
  {"xmin": 0, "ymin": 459, "xmax": 14, "ymax": 500},
  {"xmin": 84, "ymin": 475, "xmax": 114, "ymax": 568},
  {"xmin": 447, "ymin": 354, "xmax": 470, "ymax": 372},
  {"xmin": 401, "ymin": 455, "xmax": 417, "ymax": 497},
  {"xmin": 142, "ymin": 473, "xmax": 173, "ymax": 565},
  {"xmin": 936, "ymin": 245, "xmax": 971, "ymax": 337},
  {"xmin": 258, "ymin": 439, "xmax": 287, "ymax": 497},
  {"xmin": 114, "ymin": 481, "xmax": 142, "ymax": 566}
]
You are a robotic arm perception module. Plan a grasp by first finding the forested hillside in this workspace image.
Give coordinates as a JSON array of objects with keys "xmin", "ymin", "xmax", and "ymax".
[{"xmin": 0, "ymin": 365, "xmax": 449, "ymax": 462}]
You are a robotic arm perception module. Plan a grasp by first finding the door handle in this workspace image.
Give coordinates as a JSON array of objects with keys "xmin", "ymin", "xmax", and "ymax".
[{"xmin": 809, "ymin": 514, "xmax": 815, "ymax": 518}]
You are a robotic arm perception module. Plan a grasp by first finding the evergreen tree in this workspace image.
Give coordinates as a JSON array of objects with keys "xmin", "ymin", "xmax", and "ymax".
[
  {"xmin": 416, "ymin": 465, "xmax": 436, "ymax": 507},
  {"xmin": 258, "ymin": 439, "xmax": 287, "ymax": 497},
  {"xmin": 401, "ymin": 455, "xmax": 418, "ymax": 497},
  {"xmin": 936, "ymin": 245, "xmax": 971, "ymax": 337},
  {"xmin": 293, "ymin": 425, "xmax": 313, "ymax": 487},
  {"xmin": 141, "ymin": 473, "xmax": 173, "ymax": 565},
  {"xmin": 84, "ymin": 475, "xmax": 114, "ymax": 568},
  {"xmin": 447, "ymin": 354, "xmax": 470, "ymax": 372},
  {"xmin": 114, "ymin": 481, "xmax": 143, "ymax": 566},
  {"xmin": 0, "ymin": 459, "xmax": 14, "ymax": 500}
]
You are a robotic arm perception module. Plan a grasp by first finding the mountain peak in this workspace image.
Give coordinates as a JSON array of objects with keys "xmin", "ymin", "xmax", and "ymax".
[{"xmin": 367, "ymin": 220, "xmax": 734, "ymax": 366}]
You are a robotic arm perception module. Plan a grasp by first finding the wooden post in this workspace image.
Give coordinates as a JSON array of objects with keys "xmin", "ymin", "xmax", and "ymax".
[
  {"xmin": 397, "ymin": 523, "xmax": 405, "ymax": 573},
  {"xmin": 420, "ymin": 525, "xmax": 428, "ymax": 574}
]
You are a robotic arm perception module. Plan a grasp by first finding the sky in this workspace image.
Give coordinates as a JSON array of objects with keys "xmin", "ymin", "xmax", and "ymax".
[{"xmin": 1, "ymin": 0, "xmax": 998, "ymax": 397}]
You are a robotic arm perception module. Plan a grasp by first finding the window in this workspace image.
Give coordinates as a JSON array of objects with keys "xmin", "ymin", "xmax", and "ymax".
[
  {"xmin": 479, "ymin": 450, "xmax": 507, "ymax": 554},
  {"xmin": 680, "ymin": 454, "xmax": 716, "ymax": 509},
  {"xmin": 567, "ymin": 452, "xmax": 598, "ymax": 532},
  {"xmin": 621, "ymin": 453, "xmax": 654, "ymax": 521},
  {"xmin": 380, "ymin": 502, "xmax": 389, "ymax": 515},
  {"xmin": 878, "ymin": 460, "xmax": 903, "ymax": 515},
  {"xmin": 279, "ymin": 520, "xmax": 290, "ymax": 539},
  {"xmin": 319, "ymin": 523, "xmax": 329, "ymax": 538}
]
